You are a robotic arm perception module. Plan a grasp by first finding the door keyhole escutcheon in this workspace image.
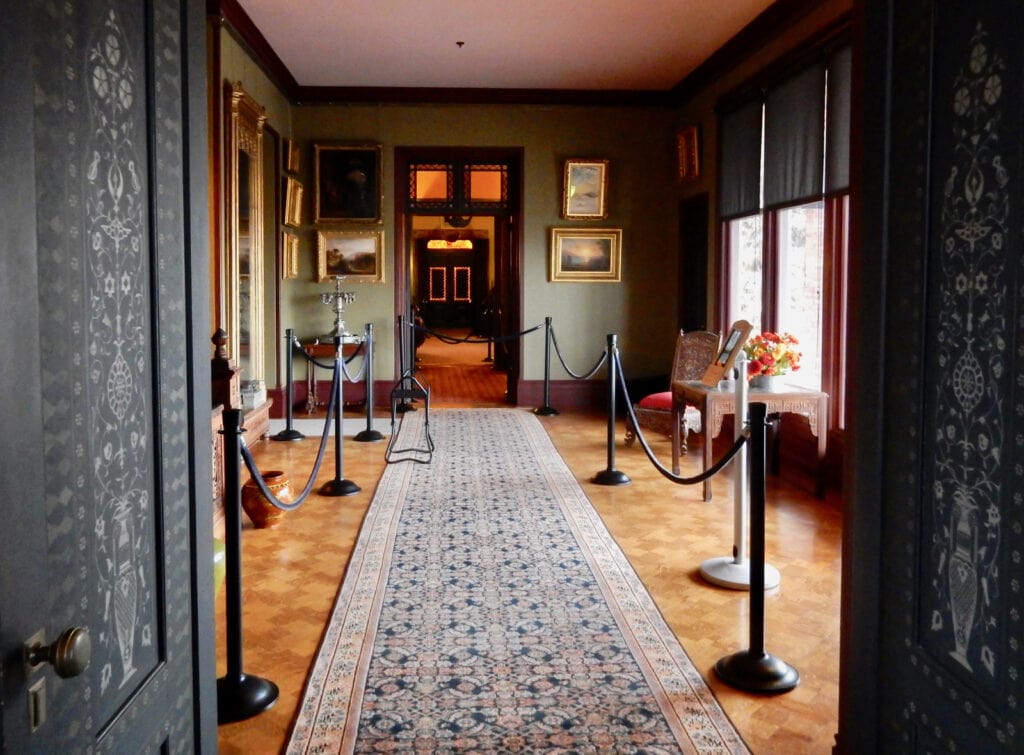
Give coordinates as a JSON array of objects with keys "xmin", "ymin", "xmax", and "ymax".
[{"xmin": 25, "ymin": 627, "xmax": 91, "ymax": 679}]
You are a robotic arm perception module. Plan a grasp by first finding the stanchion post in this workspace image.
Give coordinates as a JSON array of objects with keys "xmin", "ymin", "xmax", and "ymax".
[
  {"xmin": 272, "ymin": 328, "xmax": 304, "ymax": 441},
  {"xmin": 714, "ymin": 401, "xmax": 799, "ymax": 693},
  {"xmin": 217, "ymin": 409, "xmax": 279, "ymax": 722},
  {"xmin": 592, "ymin": 334, "xmax": 630, "ymax": 486},
  {"xmin": 319, "ymin": 336, "xmax": 361, "ymax": 496},
  {"xmin": 534, "ymin": 316, "xmax": 558, "ymax": 416},
  {"xmin": 354, "ymin": 323, "xmax": 384, "ymax": 442}
]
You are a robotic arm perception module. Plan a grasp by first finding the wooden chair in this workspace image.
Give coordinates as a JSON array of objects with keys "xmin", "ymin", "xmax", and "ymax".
[{"xmin": 624, "ymin": 330, "xmax": 719, "ymax": 467}]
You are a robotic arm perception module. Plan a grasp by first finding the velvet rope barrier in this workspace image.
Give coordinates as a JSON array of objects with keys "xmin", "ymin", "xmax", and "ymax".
[{"xmin": 592, "ymin": 335, "xmax": 749, "ymax": 487}]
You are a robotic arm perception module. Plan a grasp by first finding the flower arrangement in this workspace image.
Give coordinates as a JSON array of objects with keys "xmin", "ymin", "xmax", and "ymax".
[{"xmin": 743, "ymin": 331, "xmax": 802, "ymax": 378}]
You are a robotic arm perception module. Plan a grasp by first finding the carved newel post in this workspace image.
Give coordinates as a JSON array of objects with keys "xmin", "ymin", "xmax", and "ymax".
[{"xmin": 211, "ymin": 328, "xmax": 243, "ymax": 410}]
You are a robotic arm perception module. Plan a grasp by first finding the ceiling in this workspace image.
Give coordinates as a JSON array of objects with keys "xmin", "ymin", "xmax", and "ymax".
[{"xmin": 236, "ymin": 0, "xmax": 777, "ymax": 93}]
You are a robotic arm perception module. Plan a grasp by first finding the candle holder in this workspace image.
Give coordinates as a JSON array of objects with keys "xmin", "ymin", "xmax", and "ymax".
[{"xmin": 321, "ymin": 276, "xmax": 356, "ymax": 339}]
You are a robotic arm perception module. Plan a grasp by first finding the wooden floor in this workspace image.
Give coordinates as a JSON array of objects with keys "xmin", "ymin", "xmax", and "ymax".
[{"xmin": 216, "ymin": 364, "xmax": 841, "ymax": 754}]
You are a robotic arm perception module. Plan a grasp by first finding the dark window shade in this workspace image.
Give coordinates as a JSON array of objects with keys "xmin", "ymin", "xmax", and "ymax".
[
  {"xmin": 826, "ymin": 45, "xmax": 852, "ymax": 193},
  {"xmin": 718, "ymin": 100, "xmax": 763, "ymax": 219},
  {"xmin": 763, "ymin": 64, "xmax": 826, "ymax": 208}
]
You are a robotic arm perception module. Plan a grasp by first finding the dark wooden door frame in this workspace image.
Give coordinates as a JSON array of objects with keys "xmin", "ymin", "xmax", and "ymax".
[{"xmin": 393, "ymin": 147, "xmax": 523, "ymax": 403}]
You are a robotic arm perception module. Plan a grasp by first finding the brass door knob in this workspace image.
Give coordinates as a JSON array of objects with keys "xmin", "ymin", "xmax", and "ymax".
[{"xmin": 27, "ymin": 627, "xmax": 91, "ymax": 678}]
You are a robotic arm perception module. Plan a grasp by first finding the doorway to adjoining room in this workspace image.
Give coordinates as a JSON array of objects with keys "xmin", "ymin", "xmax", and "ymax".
[{"xmin": 409, "ymin": 215, "xmax": 507, "ymax": 407}]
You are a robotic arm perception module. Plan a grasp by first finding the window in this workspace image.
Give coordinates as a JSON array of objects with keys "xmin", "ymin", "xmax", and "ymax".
[{"xmin": 717, "ymin": 43, "xmax": 850, "ymax": 427}]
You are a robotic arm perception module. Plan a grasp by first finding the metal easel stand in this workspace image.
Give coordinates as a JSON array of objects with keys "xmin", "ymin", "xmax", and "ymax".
[{"xmin": 699, "ymin": 352, "xmax": 780, "ymax": 590}]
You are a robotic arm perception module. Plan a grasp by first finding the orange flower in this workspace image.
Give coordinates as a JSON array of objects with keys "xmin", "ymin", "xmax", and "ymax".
[{"xmin": 742, "ymin": 331, "xmax": 802, "ymax": 377}]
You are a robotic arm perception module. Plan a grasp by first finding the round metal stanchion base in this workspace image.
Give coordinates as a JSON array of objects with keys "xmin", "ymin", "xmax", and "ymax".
[
  {"xmin": 533, "ymin": 406, "xmax": 559, "ymax": 416},
  {"xmin": 353, "ymin": 429, "xmax": 385, "ymax": 442},
  {"xmin": 714, "ymin": 650, "xmax": 800, "ymax": 694},
  {"xmin": 591, "ymin": 469, "xmax": 631, "ymax": 486},
  {"xmin": 271, "ymin": 428, "xmax": 305, "ymax": 442},
  {"xmin": 320, "ymin": 478, "xmax": 361, "ymax": 496},
  {"xmin": 216, "ymin": 673, "xmax": 279, "ymax": 723},
  {"xmin": 699, "ymin": 557, "xmax": 781, "ymax": 591}
]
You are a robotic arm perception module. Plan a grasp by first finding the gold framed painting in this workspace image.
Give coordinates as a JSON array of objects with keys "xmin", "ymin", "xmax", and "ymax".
[
  {"xmin": 562, "ymin": 158, "xmax": 608, "ymax": 219},
  {"xmin": 280, "ymin": 231, "xmax": 299, "ymax": 279},
  {"xmin": 549, "ymin": 227, "xmax": 622, "ymax": 282},
  {"xmin": 315, "ymin": 144, "xmax": 382, "ymax": 222},
  {"xmin": 316, "ymin": 229, "xmax": 385, "ymax": 283},
  {"xmin": 677, "ymin": 125, "xmax": 701, "ymax": 181},
  {"xmin": 285, "ymin": 138, "xmax": 301, "ymax": 174},
  {"xmin": 284, "ymin": 175, "xmax": 303, "ymax": 228}
]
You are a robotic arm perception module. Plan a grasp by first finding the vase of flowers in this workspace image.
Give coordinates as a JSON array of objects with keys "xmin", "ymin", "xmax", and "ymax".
[{"xmin": 743, "ymin": 331, "xmax": 801, "ymax": 390}]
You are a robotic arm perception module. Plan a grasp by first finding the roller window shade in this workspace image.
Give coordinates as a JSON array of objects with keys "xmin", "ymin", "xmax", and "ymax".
[
  {"xmin": 763, "ymin": 64, "xmax": 826, "ymax": 208},
  {"xmin": 826, "ymin": 45, "xmax": 852, "ymax": 193},
  {"xmin": 718, "ymin": 100, "xmax": 763, "ymax": 219}
]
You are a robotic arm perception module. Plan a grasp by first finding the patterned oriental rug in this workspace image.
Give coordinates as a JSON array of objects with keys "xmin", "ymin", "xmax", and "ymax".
[{"xmin": 287, "ymin": 409, "xmax": 748, "ymax": 754}]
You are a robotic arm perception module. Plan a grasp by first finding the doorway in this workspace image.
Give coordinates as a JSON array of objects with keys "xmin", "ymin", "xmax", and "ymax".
[{"xmin": 394, "ymin": 147, "xmax": 523, "ymax": 405}]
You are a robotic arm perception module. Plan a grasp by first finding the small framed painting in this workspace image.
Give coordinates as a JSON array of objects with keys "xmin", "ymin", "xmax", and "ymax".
[
  {"xmin": 549, "ymin": 227, "xmax": 622, "ymax": 282},
  {"xmin": 315, "ymin": 144, "xmax": 382, "ymax": 223},
  {"xmin": 285, "ymin": 138, "xmax": 301, "ymax": 174},
  {"xmin": 562, "ymin": 159, "xmax": 608, "ymax": 219},
  {"xmin": 281, "ymin": 231, "xmax": 299, "ymax": 279},
  {"xmin": 677, "ymin": 125, "xmax": 701, "ymax": 181},
  {"xmin": 283, "ymin": 176, "xmax": 303, "ymax": 228},
  {"xmin": 316, "ymin": 229, "xmax": 385, "ymax": 283}
]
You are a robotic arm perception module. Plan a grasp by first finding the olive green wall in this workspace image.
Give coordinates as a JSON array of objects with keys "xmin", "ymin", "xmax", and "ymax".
[{"xmin": 287, "ymin": 104, "xmax": 679, "ymax": 383}]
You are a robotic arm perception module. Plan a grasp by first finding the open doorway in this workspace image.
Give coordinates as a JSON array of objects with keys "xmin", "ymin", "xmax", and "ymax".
[
  {"xmin": 393, "ymin": 147, "xmax": 523, "ymax": 406},
  {"xmin": 409, "ymin": 215, "xmax": 506, "ymax": 406}
]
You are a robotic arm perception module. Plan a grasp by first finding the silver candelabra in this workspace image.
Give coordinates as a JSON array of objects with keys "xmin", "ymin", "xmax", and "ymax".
[{"xmin": 321, "ymin": 276, "xmax": 356, "ymax": 338}]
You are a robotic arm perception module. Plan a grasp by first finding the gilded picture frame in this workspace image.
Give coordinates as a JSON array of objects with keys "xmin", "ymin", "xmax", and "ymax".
[
  {"xmin": 562, "ymin": 159, "xmax": 609, "ymax": 219},
  {"xmin": 316, "ymin": 229, "xmax": 385, "ymax": 283},
  {"xmin": 677, "ymin": 125, "xmax": 701, "ymax": 181},
  {"xmin": 285, "ymin": 138, "xmax": 301, "ymax": 174},
  {"xmin": 281, "ymin": 231, "xmax": 299, "ymax": 279},
  {"xmin": 549, "ymin": 227, "xmax": 622, "ymax": 282},
  {"xmin": 315, "ymin": 144, "xmax": 382, "ymax": 223},
  {"xmin": 284, "ymin": 175, "xmax": 303, "ymax": 228}
]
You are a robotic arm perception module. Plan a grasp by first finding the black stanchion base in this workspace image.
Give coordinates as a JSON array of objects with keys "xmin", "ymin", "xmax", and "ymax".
[
  {"xmin": 714, "ymin": 650, "xmax": 800, "ymax": 694},
  {"xmin": 591, "ymin": 469, "xmax": 631, "ymax": 486},
  {"xmin": 533, "ymin": 406, "xmax": 559, "ymax": 416},
  {"xmin": 353, "ymin": 429, "xmax": 385, "ymax": 442},
  {"xmin": 216, "ymin": 673, "xmax": 279, "ymax": 723},
  {"xmin": 320, "ymin": 478, "xmax": 361, "ymax": 496},
  {"xmin": 271, "ymin": 428, "xmax": 305, "ymax": 442}
]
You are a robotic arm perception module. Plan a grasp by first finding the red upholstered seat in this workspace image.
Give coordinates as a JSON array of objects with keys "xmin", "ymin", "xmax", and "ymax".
[{"xmin": 637, "ymin": 391, "xmax": 673, "ymax": 410}]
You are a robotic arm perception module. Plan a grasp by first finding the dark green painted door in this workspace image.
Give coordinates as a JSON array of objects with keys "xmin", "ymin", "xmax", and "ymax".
[{"xmin": 1, "ymin": 0, "xmax": 213, "ymax": 751}]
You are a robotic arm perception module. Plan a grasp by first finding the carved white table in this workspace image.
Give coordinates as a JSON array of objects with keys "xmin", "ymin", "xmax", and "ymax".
[{"xmin": 676, "ymin": 380, "xmax": 828, "ymax": 501}]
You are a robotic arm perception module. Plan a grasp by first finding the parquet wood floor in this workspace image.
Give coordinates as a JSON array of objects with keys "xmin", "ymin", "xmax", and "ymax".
[{"xmin": 216, "ymin": 405, "xmax": 841, "ymax": 754}]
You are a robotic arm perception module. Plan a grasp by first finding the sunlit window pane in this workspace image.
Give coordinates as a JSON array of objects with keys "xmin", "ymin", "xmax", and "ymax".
[
  {"xmin": 727, "ymin": 214, "xmax": 763, "ymax": 331},
  {"xmin": 467, "ymin": 167, "xmax": 504, "ymax": 203},
  {"xmin": 776, "ymin": 200, "xmax": 824, "ymax": 389},
  {"xmin": 413, "ymin": 167, "xmax": 451, "ymax": 202}
]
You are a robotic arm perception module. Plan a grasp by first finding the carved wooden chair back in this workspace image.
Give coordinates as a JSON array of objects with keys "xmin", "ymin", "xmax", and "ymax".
[{"xmin": 671, "ymin": 329, "xmax": 720, "ymax": 385}]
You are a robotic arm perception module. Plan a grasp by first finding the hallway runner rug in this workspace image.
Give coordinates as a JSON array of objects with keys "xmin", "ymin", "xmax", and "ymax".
[{"xmin": 287, "ymin": 409, "xmax": 748, "ymax": 753}]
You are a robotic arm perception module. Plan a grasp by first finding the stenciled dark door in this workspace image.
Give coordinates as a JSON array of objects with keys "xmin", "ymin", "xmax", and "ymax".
[
  {"xmin": 843, "ymin": 1, "xmax": 1024, "ymax": 751},
  {"xmin": 416, "ymin": 240, "xmax": 489, "ymax": 328},
  {"xmin": 0, "ymin": 0, "xmax": 214, "ymax": 751}
]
